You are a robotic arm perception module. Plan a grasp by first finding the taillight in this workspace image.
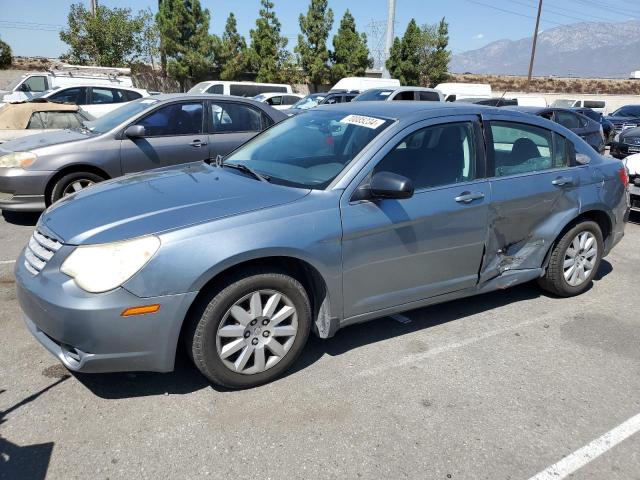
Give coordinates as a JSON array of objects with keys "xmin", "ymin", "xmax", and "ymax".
[{"xmin": 618, "ymin": 167, "xmax": 629, "ymax": 188}]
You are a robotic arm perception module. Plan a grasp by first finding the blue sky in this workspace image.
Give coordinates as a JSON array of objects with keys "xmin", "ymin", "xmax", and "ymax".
[{"xmin": 0, "ymin": 0, "xmax": 637, "ymax": 60}]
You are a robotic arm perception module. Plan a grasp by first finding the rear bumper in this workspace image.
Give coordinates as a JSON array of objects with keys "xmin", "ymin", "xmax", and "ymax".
[
  {"xmin": 0, "ymin": 168, "xmax": 52, "ymax": 211},
  {"xmin": 15, "ymin": 249, "xmax": 198, "ymax": 373}
]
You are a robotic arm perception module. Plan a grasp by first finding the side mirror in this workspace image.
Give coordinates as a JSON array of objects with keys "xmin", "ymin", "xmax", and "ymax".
[
  {"xmin": 575, "ymin": 153, "xmax": 591, "ymax": 165},
  {"xmin": 370, "ymin": 171, "xmax": 414, "ymax": 199},
  {"xmin": 124, "ymin": 125, "xmax": 146, "ymax": 138}
]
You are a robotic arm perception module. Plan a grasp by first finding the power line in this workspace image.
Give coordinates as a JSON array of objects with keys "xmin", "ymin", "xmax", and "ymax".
[
  {"xmin": 512, "ymin": 0, "xmax": 630, "ymax": 23},
  {"xmin": 463, "ymin": 0, "xmax": 563, "ymax": 26}
]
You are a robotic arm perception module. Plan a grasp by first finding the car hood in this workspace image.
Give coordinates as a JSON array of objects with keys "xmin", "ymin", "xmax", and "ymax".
[
  {"xmin": 0, "ymin": 129, "xmax": 89, "ymax": 153},
  {"xmin": 604, "ymin": 115, "xmax": 640, "ymax": 124},
  {"xmin": 620, "ymin": 126, "xmax": 640, "ymax": 139},
  {"xmin": 39, "ymin": 162, "xmax": 311, "ymax": 245}
]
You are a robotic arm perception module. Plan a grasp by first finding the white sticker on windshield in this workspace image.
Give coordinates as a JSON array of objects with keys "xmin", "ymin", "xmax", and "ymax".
[
  {"xmin": 380, "ymin": 91, "xmax": 392, "ymax": 96},
  {"xmin": 340, "ymin": 114, "xmax": 385, "ymax": 129}
]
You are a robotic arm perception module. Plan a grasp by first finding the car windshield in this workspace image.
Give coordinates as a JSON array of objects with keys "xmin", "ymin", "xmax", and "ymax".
[
  {"xmin": 354, "ymin": 89, "xmax": 394, "ymax": 101},
  {"xmin": 612, "ymin": 106, "xmax": 640, "ymax": 118},
  {"xmin": 291, "ymin": 95, "xmax": 325, "ymax": 110},
  {"xmin": 224, "ymin": 110, "xmax": 392, "ymax": 189},
  {"xmin": 85, "ymin": 98, "xmax": 159, "ymax": 134},
  {"xmin": 551, "ymin": 100, "xmax": 576, "ymax": 108}
]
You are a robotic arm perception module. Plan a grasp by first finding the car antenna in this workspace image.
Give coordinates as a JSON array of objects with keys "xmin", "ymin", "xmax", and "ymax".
[{"xmin": 496, "ymin": 91, "xmax": 507, "ymax": 107}]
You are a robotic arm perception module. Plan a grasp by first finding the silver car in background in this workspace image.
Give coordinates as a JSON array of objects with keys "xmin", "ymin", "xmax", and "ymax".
[
  {"xmin": 0, "ymin": 94, "xmax": 287, "ymax": 211},
  {"xmin": 15, "ymin": 103, "xmax": 629, "ymax": 389}
]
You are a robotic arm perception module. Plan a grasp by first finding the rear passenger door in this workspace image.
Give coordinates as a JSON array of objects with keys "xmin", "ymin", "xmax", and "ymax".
[
  {"xmin": 120, "ymin": 100, "xmax": 208, "ymax": 173},
  {"xmin": 482, "ymin": 114, "xmax": 580, "ymax": 278},
  {"xmin": 341, "ymin": 116, "xmax": 490, "ymax": 317},
  {"xmin": 207, "ymin": 101, "xmax": 267, "ymax": 159}
]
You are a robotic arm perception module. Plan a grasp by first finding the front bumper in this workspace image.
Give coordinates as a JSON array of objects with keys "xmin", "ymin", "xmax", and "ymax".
[
  {"xmin": 0, "ymin": 168, "xmax": 51, "ymax": 211},
  {"xmin": 15, "ymin": 248, "xmax": 198, "ymax": 373}
]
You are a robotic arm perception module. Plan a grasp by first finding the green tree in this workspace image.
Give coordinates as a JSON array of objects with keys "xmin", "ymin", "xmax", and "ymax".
[
  {"xmin": 422, "ymin": 18, "xmax": 450, "ymax": 86},
  {"xmin": 59, "ymin": 3, "xmax": 146, "ymax": 67},
  {"xmin": 0, "ymin": 37, "xmax": 11, "ymax": 69},
  {"xmin": 385, "ymin": 19, "xmax": 422, "ymax": 85},
  {"xmin": 330, "ymin": 10, "xmax": 372, "ymax": 83},
  {"xmin": 247, "ymin": 0, "xmax": 296, "ymax": 83},
  {"xmin": 295, "ymin": 0, "xmax": 333, "ymax": 88},
  {"xmin": 218, "ymin": 13, "xmax": 247, "ymax": 81},
  {"xmin": 139, "ymin": 9, "xmax": 160, "ymax": 70},
  {"xmin": 157, "ymin": 0, "xmax": 217, "ymax": 90},
  {"xmin": 386, "ymin": 18, "xmax": 451, "ymax": 87}
]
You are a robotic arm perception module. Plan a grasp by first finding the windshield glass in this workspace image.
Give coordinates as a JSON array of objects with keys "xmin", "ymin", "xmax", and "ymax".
[
  {"xmin": 612, "ymin": 106, "xmax": 640, "ymax": 118},
  {"xmin": 354, "ymin": 89, "xmax": 394, "ymax": 101},
  {"xmin": 291, "ymin": 95, "xmax": 325, "ymax": 110},
  {"xmin": 551, "ymin": 100, "xmax": 576, "ymax": 108},
  {"xmin": 225, "ymin": 110, "xmax": 392, "ymax": 189},
  {"xmin": 253, "ymin": 94, "xmax": 266, "ymax": 101},
  {"xmin": 85, "ymin": 98, "xmax": 159, "ymax": 134}
]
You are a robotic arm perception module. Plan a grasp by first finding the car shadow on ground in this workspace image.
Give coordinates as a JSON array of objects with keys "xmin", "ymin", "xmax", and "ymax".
[
  {"xmin": 73, "ymin": 260, "xmax": 613, "ymax": 399},
  {"xmin": 1, "ymin": 210, "xmax": 41, "ymax": 226}
]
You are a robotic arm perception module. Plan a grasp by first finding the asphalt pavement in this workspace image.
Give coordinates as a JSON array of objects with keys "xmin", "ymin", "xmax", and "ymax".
[{"xmin": 1, "ymin": 209, "xmax": 639, "ymax": 480}]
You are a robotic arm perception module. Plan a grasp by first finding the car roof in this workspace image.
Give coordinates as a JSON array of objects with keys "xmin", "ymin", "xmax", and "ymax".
[{"xmin": 314, "ymin": 101, "xmax": 503, "ymax": 120}]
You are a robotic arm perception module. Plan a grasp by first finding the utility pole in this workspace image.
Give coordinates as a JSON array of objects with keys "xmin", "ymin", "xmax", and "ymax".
[
  {"xmin": 382, "ymin": 0, "xmax": 396, "ymax": 78},
  {"xmin": 90, "ymin": 0, "xmax": 98, "ymax": 15},
  {"xmin": 527, "ymin": 0, "xmax": 542, "ymax": 89}
]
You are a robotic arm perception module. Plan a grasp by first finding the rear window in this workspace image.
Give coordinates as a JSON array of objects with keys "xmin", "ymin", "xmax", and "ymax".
[
  {"xmin": 230, "ymin": 84, "xmax": 288, "ymax": 97},
  {"xmin": 418, "ymin": 91, "xmax": 441, "ymax": 101},
  {"xmin": 206, "ymin": 84, "xmax": 224, "ymax": 95},
  {"xmin": 583, "ymin": 100, "xmax": 605, "ymax": 109}
]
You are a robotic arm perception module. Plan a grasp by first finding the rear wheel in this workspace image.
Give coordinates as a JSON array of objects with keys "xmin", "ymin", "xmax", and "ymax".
[
  {"xmin": 538, "ymin": 221, "xmax": 603, "ymax": 297},
  {"xmin": 187, "ymin": 270, "xmax": 311, "ymax": 389},
  {"xmin": 50, "ymin": 171, "xmax": 105, "ymax": 204}
]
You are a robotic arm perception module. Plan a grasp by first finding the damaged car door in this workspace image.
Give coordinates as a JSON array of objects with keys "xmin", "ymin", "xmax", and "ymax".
[
  {"xmin": 481, "ymin": 117, "xmax": 580, "ymax": 280},
  {"xmin": 341, "ymin": 117, "xmax": 490, "ymax": 318}
]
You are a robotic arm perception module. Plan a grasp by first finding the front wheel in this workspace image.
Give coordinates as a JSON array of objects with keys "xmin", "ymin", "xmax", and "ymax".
[
  {"xmin": 50, "ymin": 171, "xmax": 105, "ymax": 204},
  {"xmin": 538, "ymin": 221, "xmax": 603, "ymax": 297},
  {"xmin": 187, "ymin": 271, "xmax": 311, "ymax": 389}
]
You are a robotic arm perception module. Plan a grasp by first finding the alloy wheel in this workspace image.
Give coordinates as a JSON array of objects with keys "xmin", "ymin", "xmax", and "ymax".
[
  {"xmin": 563, "ymin": 231, "xmax": 598, "ymax": 287},
  {"xmin": 215, "ymin": 290, "xmax": 298, "ymax": 375},
  {"xmin": 62, "ymin": 179, "xmax": 95, "ymax": 197}
]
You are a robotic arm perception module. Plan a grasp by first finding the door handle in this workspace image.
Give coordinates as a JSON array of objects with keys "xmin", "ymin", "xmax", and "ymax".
[
  {"xmin": 552, "ymin": 176, "xmax": 573, "ymax": 186},
  {"xmin": 190, "ymin": 140, "xmax": 207, "ymax": 147},
  {"xmin": 454, "ymin": 192, "xmax": 485, "ymax": 204}
]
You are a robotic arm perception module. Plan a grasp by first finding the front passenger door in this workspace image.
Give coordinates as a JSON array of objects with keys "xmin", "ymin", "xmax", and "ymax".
[
  {"xmin": 120, "ymin": 101, "xmax": 207, "ymax": 174},
  {"xmin": 341, "ymin": 118, "xmax": 490, "ymax": 318}
]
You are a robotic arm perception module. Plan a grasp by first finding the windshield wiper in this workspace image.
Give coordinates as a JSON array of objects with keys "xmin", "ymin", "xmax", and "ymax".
[{"xmin": 221, "ymin": 162, "xmax": 269, "ymax": 183}]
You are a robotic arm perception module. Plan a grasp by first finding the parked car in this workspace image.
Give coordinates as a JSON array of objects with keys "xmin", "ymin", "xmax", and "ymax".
[
  {"xmin": 571, "ymin": 107, "xmax": 614, "ymax": 145},
  {"xmin": 252, "ymin": 92, "xmax": 303, "ymax": 110},
  {"xmin": 284, "ymin": 91, "xmax": 358, "ymax": 116},
  {"xmin": 435, "ymin": 82, "xmax": 492, "ymax": 102},
  {"xmin": 330, "ymin": 76, "xmax": 399, "ymax": 93},
  {"xmin": 353, "ymin": 87, "xmax": 443, "ymax": 102},
  {"xmin": 0, "ymin": 64, "xmax": 133, "ymax": 104},
  {"xmin": 551, "ymin": 99, "xmax": 606, "ymax": 113},
  {"xmin": 505, "ymin": 106, "xmax": 605, "ymax": 153},
  {"xmin": 610, "ymin": 126, "xmax": 640, "ymax": 159},
  {"xmin": 623, "ymin": 153, "xmax": 640, "ymax": 210},
  {"xmin": 458, "ymin": 96, "xmax": 546, "ymax": 107},
  {"xmin": 188, "ymin": 81, "xmax": 292, "ymax": 96},
  {"xmin": 0, "ymin": 94, "xmax": 287, "ymax": 211},
  {"xmin": 604, "ymin": 105, "xmax": 640, "ymax": 136},
  {"xmin": 29, "ymin": 85, "xmax": 149, "ymax": 118},
  {"xmin": 15, "ymin": 102, "xmax": 628, "ymax": 389},
  {"xmin": 0, "ymin": 101, "xmax": 92, "ymax": 144}
]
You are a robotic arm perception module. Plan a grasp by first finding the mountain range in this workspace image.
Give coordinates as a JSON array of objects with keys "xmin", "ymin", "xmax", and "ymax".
[{"xmin": 450, "ymin": 20, "xmax": 640, "ymax": 78}]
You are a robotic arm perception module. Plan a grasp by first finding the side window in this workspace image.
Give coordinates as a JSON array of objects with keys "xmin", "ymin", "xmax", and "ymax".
[
  {"xmin": 90, "ymin": 88, "xmax": 117, "ymax": 104},
  {"xmin": 22, "ymin": 76, "xmax": 47, "ymax": 92},
  {"xmin": 392, "ymin": 91, "xmax": 415, "ymax": 101},
  {"xmin": 344, "ymin": 95, "xmax": 356, "ymax": 103},
  {"xmin": 50, "ymin": 87, "xmax": 85, "ymax": 104},
  {"xmin": 210, "ymin": 103, "xmax": 263, "ymax": 133},
  {"xmin": 137, "ymin": 102, "xmax": 204, "ymax": 136},
  {"xmin": 283, "ymin": 95, "xmax": 299, "ymax": 105},
  {"xmin": 42, "ymin": 111, "xmax": 84, "ymax": 129},
  {"xmin": 324, "ymin": 95, "xmax": 342, "ymax": 104},
  {"xmin": 122, "ymin": 90, "xmax": 142, "ymax": 101},
  {"xmin": 419, "ymin": 91, "xmax": 441, "ymax": 101},
  {"xmin": 230, "ymin": 84, "xmax": 257, "ymax": 97},
  {"xmin": 206, "ymin": 84, "xmax": 224, "ymax": 95},
  {"xmin": 373, "ymin": 122, "xmax": 476, "ymax": 190},
  {"xmin": 554, "ymin": 111, "xmax": 580, "ymax": 129},
  {"xmin": 490, "ymin": 121, "xmax": 566, "ymax": 176},
  {"xmin": 27, "ymin": 113, "xmax": 45, "ymax": 129},
  {"xmin": 268, "ymin": 96, "xmax": 283, "ymax": 106}
]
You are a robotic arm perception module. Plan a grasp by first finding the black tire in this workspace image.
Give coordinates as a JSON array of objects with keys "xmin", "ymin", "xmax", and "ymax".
[
  {"xmin": 538, "ymin": 220, "xmax": 603, "ymax": 297},
  {"xmin": 50, "ymin": 171, "xmax": 105, "ymax": 204},
  {"xmin": 187, "ymin": 270, "xmax": 311, "ymax": 389}
]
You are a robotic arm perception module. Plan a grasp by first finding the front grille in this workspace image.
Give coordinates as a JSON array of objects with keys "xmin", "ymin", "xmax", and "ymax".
[{"xmin": 24, "ymin": 230, "xmax": 62, "ymax": 275}]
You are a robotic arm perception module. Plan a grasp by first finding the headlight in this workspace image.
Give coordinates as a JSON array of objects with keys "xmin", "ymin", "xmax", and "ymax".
[
  {"xmin": 61, "ymin": 236, "xmax": 160, "ymax": 293},
  {"xmin": 0, "ymin": 151, "xmax": 37, "ymax": 168}
]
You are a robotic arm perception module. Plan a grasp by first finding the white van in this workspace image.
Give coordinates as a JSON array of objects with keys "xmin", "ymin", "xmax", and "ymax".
[
  {"xmin": 435, "ymin": 83, "xmax": 492, "ymax": 102},
  {"xmin": 551, "ymin": 99, "xmax": 606, "ymax": 113},
  {"xmin": 0, "ymin": 65, "xmax": 134, "ymax": 104},
  {"xmin": 514, "ymin": 96, "xmax": 547, "ymax": 107},
  {"xmin": 189, "ymin": 81, "xmax": 292, "ymax": 97},
  {"xmin": 330, "ymin": 77, "xmax": 400, "ymax": 93}
]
